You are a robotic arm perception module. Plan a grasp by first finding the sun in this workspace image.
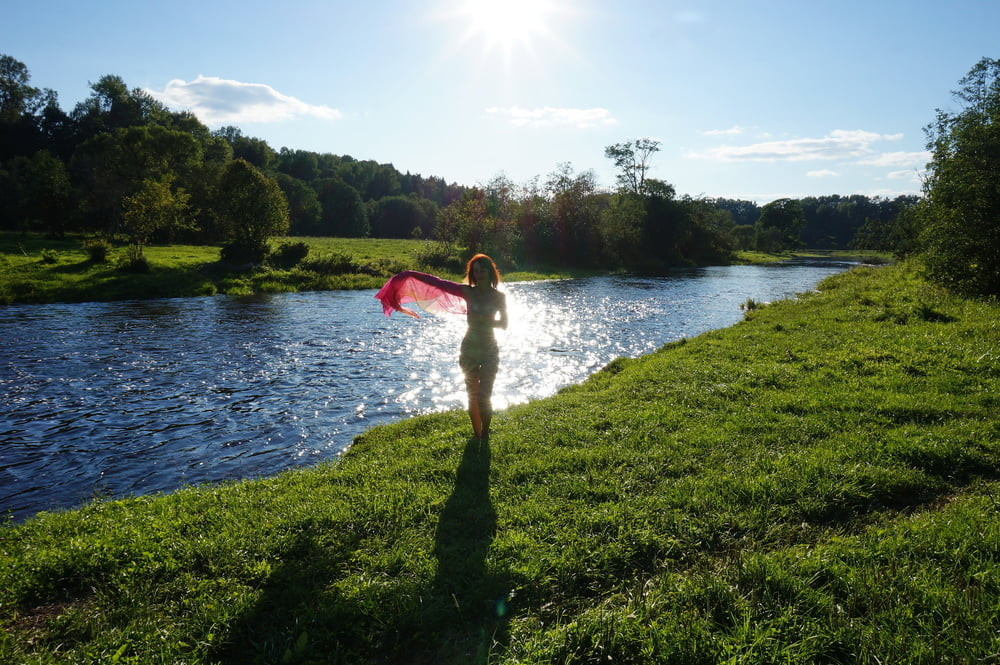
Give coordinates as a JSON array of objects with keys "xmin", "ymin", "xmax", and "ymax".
[{"xmin": 454, "ymin": 0, "xmax": 560, "ymax": 61}]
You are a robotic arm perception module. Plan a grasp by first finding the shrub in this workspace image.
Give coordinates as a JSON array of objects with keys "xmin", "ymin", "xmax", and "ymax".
[
  {"xmin": 83, "ymin": 239, "xmax": 112, "ymax": 263},
  {"xmin": 119, "ymin": 256, "xmax": 151, "ymax": 274},
  {"xmin": 40, "ymin": 249, "xmax": 58, "ymax": 264},
  {"xmin": 220, "ymin": 241, "xmax": 267, "ymax": 267},
  {"xmin": 270, "ymin": 241, "xmax": 310, "ymax": 269},
  {"xmin": 414, "ymin": 242, "xmax": 464, "ymax": 273}
]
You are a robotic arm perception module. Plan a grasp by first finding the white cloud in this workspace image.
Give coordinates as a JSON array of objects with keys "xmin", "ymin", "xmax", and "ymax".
[
  {"xmin": 687, "ymin": 129, "xmax": 903, "ymax": 162},
  {"xmin": 807, "ymin": 169, "xmax": 839, "ymax": 178},
  {"xmin": 146, "ymin": 75, "xmax": 342, "ymax": 125},
  {"xmin": 486, "ymin": 106, "xmax": 617, "ymax": 128},
  {"xmin": 701, "ymin": 125, "xmax": 745, "ymax": 136},
  {"xmin": 857, "ymin": 150, "xmax": 931, "ymax": 168}
]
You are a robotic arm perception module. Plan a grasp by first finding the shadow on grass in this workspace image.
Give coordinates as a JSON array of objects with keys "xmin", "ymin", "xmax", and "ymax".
[
  {"xmin": 214, "ymin": 436, "xmax": 510, "ymax": 664},
  {"xmin": 430, "ymin": 436, "xmax": 510, "ymax": 663}
]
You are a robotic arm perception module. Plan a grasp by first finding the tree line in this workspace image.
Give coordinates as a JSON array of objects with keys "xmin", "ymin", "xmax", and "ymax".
[
  {"xmin": 2, "ymin": 53, "xmax": 996, "ymax": 294},
  {"xmin": 0, "ymin": 54, "xmax": 468, "ymax": 264}
]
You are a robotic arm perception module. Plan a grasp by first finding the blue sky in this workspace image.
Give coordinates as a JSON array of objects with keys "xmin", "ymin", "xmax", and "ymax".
[{"xmin": 4, "ymin": 0, "xmax": 997, "ymax": 203}]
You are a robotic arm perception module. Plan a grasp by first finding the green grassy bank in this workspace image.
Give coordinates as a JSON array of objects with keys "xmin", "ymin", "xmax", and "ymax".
[
  {"xmin": 0, "ymin": 232, "xmax": 886, "ymax": 306},
  {"xmin": 0, "ymin": 233, "xmax": 590, "ymax": 306},
  {"xmin": 3, "ymin": 262, "xmax": 998, "ymax": 663}
]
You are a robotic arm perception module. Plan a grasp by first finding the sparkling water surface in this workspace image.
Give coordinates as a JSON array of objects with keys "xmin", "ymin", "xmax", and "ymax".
[{"xmin": 0, "ymin": 260, "xmax": 855, "ymax": 521}]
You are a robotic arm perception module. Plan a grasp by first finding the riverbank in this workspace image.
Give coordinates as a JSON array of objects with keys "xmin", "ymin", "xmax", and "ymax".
[
  {"xmin": 0, "ymin": 232, "xmax": 886, "ymax": 305},
  {"xmin": 3, "ymin": 261, "xmax": 997, "ymax": 663},
  {"xmin": 0, "ymin": 233, "xmax": 603, "ymax": 305}
]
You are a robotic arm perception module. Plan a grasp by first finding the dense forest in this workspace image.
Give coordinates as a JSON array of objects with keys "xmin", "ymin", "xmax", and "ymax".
[{"xmin": 2, "ymin": 53, "xmax": 995, "ymax": 289}]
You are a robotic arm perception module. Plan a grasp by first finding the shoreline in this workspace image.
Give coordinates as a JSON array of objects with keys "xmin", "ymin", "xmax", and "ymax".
[{"xmin": 0, "ymin": 232, "xmax": 889, "ymax": 306}]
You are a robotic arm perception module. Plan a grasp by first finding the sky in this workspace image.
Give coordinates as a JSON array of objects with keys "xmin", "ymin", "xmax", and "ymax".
[{"xmin": 3, "ymin": 0, "xmax": 998, "ymax": 203}]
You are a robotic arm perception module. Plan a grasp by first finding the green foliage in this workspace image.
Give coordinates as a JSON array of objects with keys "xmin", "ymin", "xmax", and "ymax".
[
  {"xmin": 82, "ymin": 238, "xmax": 112, "ymax": 262},
  {"xmin": 2, "ymin": 264, "xmax": 999, "ymax": 663},
  {"xmin": 1, "ymin": 55, "xmax": 928, "ymax": 275},
  {"xmin": 276, "ymin": 173, "xmax": 322, "ymax": 236},
  {"xmin": 217, "ymin": 159, "xmax": 289, "ymax": 263},
  {"xmin": 604, "ymin": 138, "xmax": 661, "ymax": 195},
  {"xmin": 299, "ymin": 250, "xmax": 360, "ymax": 275},
  {"xmin": 370, "ymin": 194, "xmax": 437, "ymax": 239},
  {"xmin": 317, "ymin": 177, "xmax": 368, "ymax": 237},
  {"xmin": 919, "ymin": 57, "xmax": 1000, "ymax": 296},
  {"xmin": 269, "ymin": 240, "xmax": 310, "ymax": 269},
  {"xmin": 756, "ymin": 197, "xmax": 805, "ymax": 251},
  {"xmin": 414, "ymin": 241, "xmax": 465, "ymax": 273},
  {"xmin": 121, "ymin": 175, "xmax": 192, "ymax": 257}
]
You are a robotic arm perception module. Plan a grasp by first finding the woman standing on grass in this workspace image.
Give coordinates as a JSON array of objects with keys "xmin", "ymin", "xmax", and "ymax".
[{"xmin": 375, "ymin": 254, "xmax": 508, "ymax": 440}]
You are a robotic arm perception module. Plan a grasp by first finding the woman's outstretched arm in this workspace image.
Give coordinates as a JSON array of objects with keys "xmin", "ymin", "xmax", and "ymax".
[{"xmin": 375, "ymin": 270, "xmax": 468, "ymax": 318}]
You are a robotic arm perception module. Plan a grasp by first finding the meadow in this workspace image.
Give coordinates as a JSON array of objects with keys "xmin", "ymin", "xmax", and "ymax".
[
  {"xmin": 2, "ymin": 261, "xmax": 997, "ymax": 663},
  {"xmin": 0, "ymin": 233, "xmax": 591, "ymax": 305}
]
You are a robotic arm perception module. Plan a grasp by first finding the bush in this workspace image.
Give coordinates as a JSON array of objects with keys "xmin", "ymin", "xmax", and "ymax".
[
  {"xmin": 40, "ymin": 249, "xmax": 58, "ymax": 264},
  {"xmin": 220, "ymin": 241, "xmax": 268, "ymax": 267},
  {"xmin": 83, "ymin": 239, "xmax": 112, "ymax": 263},
  {"xmin": 414, "ymin": 242, "xmax": 464, "ymax": 273},
  {"xmin": 270, "ymin": 241, "xmax": 310, "ymax": 269},
  {"xmin": 119, "ymin": 256, "xmax": 151, "ymax": 274}
]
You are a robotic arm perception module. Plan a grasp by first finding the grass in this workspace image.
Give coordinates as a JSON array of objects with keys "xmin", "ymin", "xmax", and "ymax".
[
  {"xmin": 0, "ymin": 233, "xmax": 603, "ymax": 306},
  {"xmin": 0, "ymin": 234, "xmax": 464, "ymax": 305},
  {"xmin": 2, "ymin": 261, "xmax": 998, "ymax": 663},
  {"xmin": 733, "ymin": 249, "xmax": 893, "ymax": 265},
  {"xmin": 1, "ymin": 233, "xmax": 810, "ymax": 306}
]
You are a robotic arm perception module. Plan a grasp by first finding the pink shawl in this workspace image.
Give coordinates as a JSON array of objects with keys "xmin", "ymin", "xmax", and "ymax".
[{"xmin": 374, "ymin": 270, "xmax": 467, "ymax": 318}]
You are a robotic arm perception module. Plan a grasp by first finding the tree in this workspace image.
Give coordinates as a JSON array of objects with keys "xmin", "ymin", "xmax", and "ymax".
[
  {"xmin": 0, "ymin": 54, "xmax": 52, "ymax": 159},
  {"xmin": 213, "ymin": 126, "xmax": 275, "ymax": 170},
  {"xmin": 277, "ymin": 174, "xmax": 323, "ymax": 236},
  {"xmin": 71, "ymin": 75, "xmax": 169, "ymax": 143},
  {"xmin": 72, "ymin": 125, "xmax": 201, "ymax": 233},
  {"xmin": 604, "ymin": 138, "xmax": 660, "ymax": 195},
  {"xmin": 545, "ymin": 163, "xmax": 604, "ymax": 265},
  {"xmin": 370, "ymin": 195, "xmax": 433, "ymax": 238},
  {"xmin": 277, "ymin": 148, "xmax": 320, "ymax": 181},
  {"xmin": 0, "ymin": 150, "xmax": 72, "ymax": 233},
  {"xmin": 919, "ymin": 57, "xmax": 1000, "ymax": 296},
  {"xmin": 218, "ymin": 159, "xmax": 289, "ymax": 263},
  {"xmin": 317, "ymin": 178, "xmax": 368, "ymax": 237},
  {"xmin": 755, "ymin": 198, "xmax": 804, "ymax": 252},
  {"xmin": 0, "ymin": 54, "xmax": 40, "ymax": 124},
  {"xmin": 122, "ymin": 175, "xmax": 191, "ymax": 260}
]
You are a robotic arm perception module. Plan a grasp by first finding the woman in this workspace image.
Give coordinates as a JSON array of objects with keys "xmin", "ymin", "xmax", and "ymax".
[{"xmin": 375, "ymin": 254, "xmax": 508, "ymax": 439}]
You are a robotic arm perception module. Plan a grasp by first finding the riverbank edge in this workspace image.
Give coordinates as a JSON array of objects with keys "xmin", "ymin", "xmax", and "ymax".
[
  {"xmin": 4, "ymin": 260, "xmax": 996, "ymax": 663},
  {"xmin": 0, "ymin": 232, "xmax": 889, "ymax": 306}
]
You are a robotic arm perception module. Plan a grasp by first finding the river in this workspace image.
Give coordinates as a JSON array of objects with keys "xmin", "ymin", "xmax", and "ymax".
[{"xmin": 1, "ymin": 260, "xmax": 856, "ymax": 521}]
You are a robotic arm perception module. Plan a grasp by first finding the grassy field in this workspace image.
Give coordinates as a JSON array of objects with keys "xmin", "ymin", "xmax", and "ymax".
[
  {"xmin": 0, "ymin": 234, "xmax": 445, "ymax": 305},
  {"xmin": 0, "ymin": 233, "xmax": 602, "ymax": 305},
  {"xmin": 2, "ymin": 261, "xmax": 997, "ymax": 663},
  {"xmin": 0, "ymin": 232, "xmax": 886, "ymax": 306}
]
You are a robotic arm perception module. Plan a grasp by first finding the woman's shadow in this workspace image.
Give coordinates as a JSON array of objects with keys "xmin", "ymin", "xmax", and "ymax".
[{"xmin": 431, "ymin": 436, "xmax": 510, "ymax": 662}]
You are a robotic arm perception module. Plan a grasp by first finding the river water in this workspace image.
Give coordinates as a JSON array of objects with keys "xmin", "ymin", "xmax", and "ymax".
[{"xmin": 1, "ymin": 260, "xmax": 855, "ymax": 521}]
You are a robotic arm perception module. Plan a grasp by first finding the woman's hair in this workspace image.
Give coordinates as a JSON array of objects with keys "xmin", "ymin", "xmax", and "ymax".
[{"xmin": 464, "ymin": 253, "xmax": 501, "ymax": 288}]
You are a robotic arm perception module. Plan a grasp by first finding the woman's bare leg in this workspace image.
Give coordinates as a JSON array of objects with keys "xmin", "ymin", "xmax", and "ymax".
[
  {"xmin": 465, "ymin": 371, "xmax": 483, "ymax": 438},
  {"xmin": 479, "ymin": 364, "xmax": 497, "ymax": 440}
]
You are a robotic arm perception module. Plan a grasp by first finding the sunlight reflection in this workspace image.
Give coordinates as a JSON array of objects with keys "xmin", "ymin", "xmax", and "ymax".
[{"xmin": 393, "ymin": 279, "xmax": 668, "ymax": 415}]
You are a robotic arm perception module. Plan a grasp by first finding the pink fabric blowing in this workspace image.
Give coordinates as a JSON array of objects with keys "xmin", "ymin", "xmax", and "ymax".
[{"xmin": 375, "ymin": 270, "xmax": 467, "ymax": 318}]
